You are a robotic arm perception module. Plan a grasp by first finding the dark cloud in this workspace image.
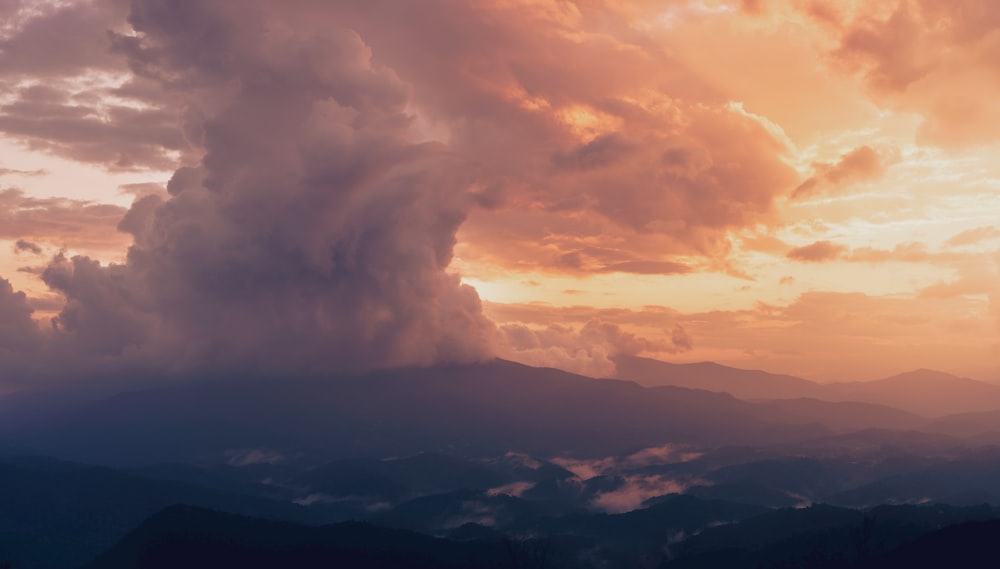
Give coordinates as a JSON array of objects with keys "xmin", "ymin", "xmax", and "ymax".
[
  {"xmin": 41, "ymin": 254, "xmax": 151, "ymax": 357},
  {"xmin": 670, "ymin": 323, "xmax": 693, "ymax": 352},
  {"xmin": 12, "ymin": 239, "xmax": 42, "ymax": 255},
  {"xmin": 0, "ymin": 278, "xmax": 41, "ymax": 365},
  {"xmin": 4, "ymin": 0, "xmax": 496, "ymax": 379},
  {"xmin": 786, "ymin": 240, "xmax": 847, "ymax": 262},
  {"xmin": 792, "ymin": 145, "xmax": 890, "ymax": 199},
  {"xmin": 786, "ymin": 240, "xmax": 958, "ymax": 265},
  {"xmin": 552, "ymin": 133, "xmax": 635, "ymax": 171},
  {"xmin": 599, "ymin": 260, "xmax": 691, "ymax": 276}
]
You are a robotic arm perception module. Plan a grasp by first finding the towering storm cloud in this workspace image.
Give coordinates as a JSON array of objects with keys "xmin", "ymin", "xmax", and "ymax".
[{"xmin": 6, "ymin": 0, "xmax": 495, "ymax": 378}]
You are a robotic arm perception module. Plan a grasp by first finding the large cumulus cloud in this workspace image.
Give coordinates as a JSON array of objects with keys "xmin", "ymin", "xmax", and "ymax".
[{"xmin": 3, "ymin": 0, "xmax": 495, "ymax": 379}]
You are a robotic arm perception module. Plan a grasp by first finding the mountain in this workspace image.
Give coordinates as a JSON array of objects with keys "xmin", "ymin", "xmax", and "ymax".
[
  {"xmin": 2, "ymin": 359, "xmax": 967, "ymax": 470},
  {"xmin": 293, "ymin": 453, "xmax": 508, "ymax": 502},
  {"xmin": 614, "ymin": 356, "xmax": 1000, "ymax": 417},
  {"xmin": 85, "ymin": 505, "xmax": 504, "ymax": 569},
  {"xmin": 755, "ymin": 398, "xmax": 926, "ymax": 432},
  {"xmin": 859, "ymin": 519, "xmax": 1000, "ymax": 569},
  {"xmin": 0, "ymin": 360, "xmax": 844, "ymax": 466},
  {"xmin": 827, "ymin": 369, "xmax": 1000, "ymax": 417},
  {"xmin": 613, "ymin": 356, "xmax": 826, "ymax": 400},
  {"xmin": 926, "ymin": 409, "xmax": 1000, "ymax": 438},
  {"xmin": 0, "ymin": 456, "xmax": 322, "ymax": 569},
  {"xmin": 827, "ymin": 454, "xmax": 1000, "ymax": 507},
  {"xmin": 663, "ymin": 503, "xmax": 1000, "ymax": 569}
]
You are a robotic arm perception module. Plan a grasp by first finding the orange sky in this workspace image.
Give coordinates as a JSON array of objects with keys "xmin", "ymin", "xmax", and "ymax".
[{"xmin": 0, "ymin": 0, "xmax": 998, "ymax": 382}]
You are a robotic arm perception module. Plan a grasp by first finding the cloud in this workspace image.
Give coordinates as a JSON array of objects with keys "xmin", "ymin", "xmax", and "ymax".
[
  {"xmin": 946, "ymin": 226, "xmax": 1000, "ymax": 247},
  {"xmin": 485, "ymin": 282, "xmax": 1000, "ymax": 381},
  {"xmin": 0, "ymin": 0, "xmax": 130, "ymax": 77},
  {"xmin": 792, "ymin": 145, "xmax": 893, "ymax": 199},
  {"xmin": 786, "ymin": 240, "xmax": 847, "ymax": 262},
  {"xmin": 0, "ymin": 167, "xmax": 47, "ymax": 177},
  {"xmin": 0, "ymin": 1, "xmax": 186, "ymax": 170},
  {"xmin": 671, "ymin": 323, "xmax": 693, "ymax": 351},
  {"xmin": 487, "ymin": 481, "xmax": 536, "ymax": 498},
  {"xmin": 0, "ymin": 0, "xmax": 497, "ymax": 380},
  {"xmin": 551, "ymin": 443, "xmax": 702, "ymax": 483},
  {"xmin": 331, "ymin": 0, "xmax": 799, "ymax": 274},
  {"xmin": 549, "ymin": 445, "xmax": 704, "ymax": 482},
  {"xmin": 786, "ymin": 240, "xmax": 964, "ymax": 265},
  {"xmin": 497, "ymin": 318, "xmax": 690, "ymax": 377},
  {"xmin": 0, "ymin": 89, "xmax": 187, "ymax": 170},
  {"xmin": 817, "ymin": 0, "xmax": 1000, "ymax": 147},
  {"xmin": 598, "ymin": 260, "xmax": 691, "ymax": 276},
  {"xmin": 0, "ymin": 188, "xmax": 129, "ymax": 252},
  {"xmin": 13, "ymin": 240, "xmax": 42, "ymax": 255},
  {"xmin": 625, "ymin": 444, "xmax": 703, "ymax": 468},
  {"xmin": 225, "ymin": 448, "xmax": 287, "ymax": 467},
  {"xmin": 591, "ymin": 475, "xmax": 689, "ymax": 513},
  {"xmin": 0, "ymin": 278, "xmax": 42, "ymax": 370},
  {"xmin": 847, "ymin": 242, "xmax": 951, "ymax": 263},
  {"xmin": 0, "ymin": 0, "xmax": 994, "ymax": 386}
]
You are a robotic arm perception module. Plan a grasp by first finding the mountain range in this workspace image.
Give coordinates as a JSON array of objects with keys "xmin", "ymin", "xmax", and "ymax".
[
  {"xmin": 2, "ymin": 356, "xmax": 1000, "ymax": 568},
  {"xmin": 614, "ymin": 355, "xmax": 1000, "ymax": 416},
  {"xmin": 4, "ymin": 358, "xmax": 997, "ymax": 467}
]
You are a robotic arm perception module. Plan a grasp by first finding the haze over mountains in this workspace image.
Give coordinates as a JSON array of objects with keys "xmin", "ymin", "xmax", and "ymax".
[{"xmin": 614, "ymin": 355, "xmax": 1000, "ymax": 417}]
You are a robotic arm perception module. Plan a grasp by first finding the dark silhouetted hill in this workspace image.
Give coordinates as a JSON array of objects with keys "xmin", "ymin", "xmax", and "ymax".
[
  {"xmin": 295, "ymin": 452, "xmax": 507, "ymax": 501},
  {"xmin": 858, "ymin": 519, "xmax": 1000, "ymax": 568},
  {"xmin": 663, "ymin": 503, "xmax": 999, "ymax": 569},
  {"xmin": 84, "ymin": 505, "xmax": 502, "ymax": 569},
  {"xmin": 0, "ymin": 456, "xmax": 321, "ymax": 569}
]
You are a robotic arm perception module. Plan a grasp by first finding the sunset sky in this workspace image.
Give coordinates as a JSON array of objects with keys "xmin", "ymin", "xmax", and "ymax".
[{"xmin": 0, "ymin": 0, "xmax": 998, "ymax": 385}]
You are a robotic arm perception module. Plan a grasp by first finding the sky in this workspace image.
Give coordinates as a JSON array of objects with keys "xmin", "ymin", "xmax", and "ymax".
[{"xmin": 0, "ymin": 0, "xmax": 998, "ymax": 386}]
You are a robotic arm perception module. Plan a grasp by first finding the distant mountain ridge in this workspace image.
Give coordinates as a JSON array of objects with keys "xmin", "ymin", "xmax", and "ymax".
[
  {"xmin": 0, "ymin": 359, "xmax": 949, "ymax": 467},
  {"xmin": 612, "ymin": 356, "xmax": 827, "ymax": 400},
  {"xmin": 613, "ymin": 355, "xmax": 1000, "ymax": 416},
  {"xmin": 827, "ymin": 369, "xmax": 1000, "ymax": 416}
]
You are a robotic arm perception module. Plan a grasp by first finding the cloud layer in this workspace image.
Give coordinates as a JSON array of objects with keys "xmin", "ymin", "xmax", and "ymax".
[{"xmin": 0, "ymin": 0, "xmax": 998, "ymax": 383}]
